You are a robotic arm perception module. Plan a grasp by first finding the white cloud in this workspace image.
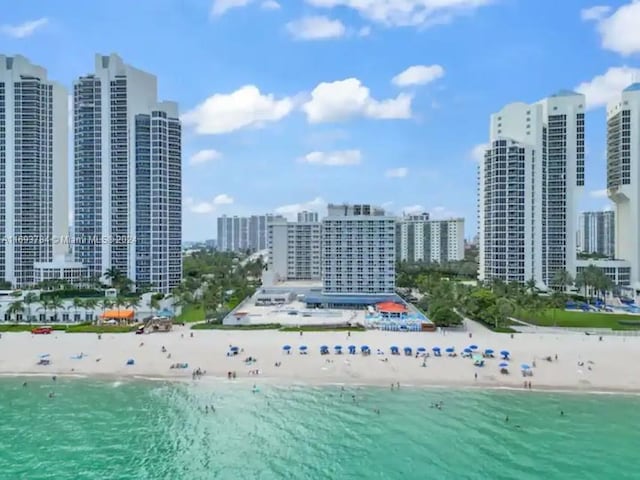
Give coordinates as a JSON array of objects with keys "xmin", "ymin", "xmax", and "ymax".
[
  {"xmin": 590, "ymin": 188, "xmax": 609, "ymax": 198},
  {"xmin": 213, "ymin": 194, "xmax": 234, "ymax": 205},
  {"xmin": 261, "ymin": 0, "xmax": 281, "ymax": 9},
  {"xmin": 287, "ymin": 16, "xmax": 346, "ymax": 40},
  {"xmin": 575, "ymin": 66, "xmax": 640, "ymax": 109},
  {"xmin": 0, "ymin": 18, "xmax": 48, "ymax": 38},
  {"xmin": 275, "ymin": 197, "xmax": 327, "ymax": 220},
  {"xmin": 580, "ymin": 5, "xmax": 611, "ymax": 21},
  {"xmin": 182, "ymin": 85, "xmax": 294, "ymax": 135},
  {"xmin": 470, "ymin": 143, "xmax": 488, "ymax": 162},
  {"xmin": 603, "ymin": 203, "xmax": 614, "ymax": 212},
  {"xmin": 302, "ymin": 78, "xmax": 412, "ymax": 123},
  {"xmin": 402, "ymin": 204, "xmax": 426, "ymax": 215},
  {"xmin": 184, "ymin": 194, "xmax": 234, "ymax": 214},
  {"xmin": 430, "ymin": 206, "xmax": 459, "ymax": 219},
  {"xmin": 299, "ymin": 149, "xmax": 362, "ymax": 166},
  {"xmin": 588, "ymin": 1, "xmax": 640, "ymax": 55},
  {"xmin": 305, "ymin": 0, "xmax": 493, "ymax": 27},
  {"xmin": 385, "ymin": 167, "xmax": 409, "ymax": 178},
  {"xmin": 358, "ymin": 26, "xmax": 372, "ymax": 36},
  {"xmin": 392, "ymin": 64, "xmax": 445, "ymax": 87},
  {"xmin": 211, "ymin": 0, "xmax": 252, "ymax": 16},
  {"xmin": 189, "ymin": 149, "xmax": 222, "ymax": 166}
]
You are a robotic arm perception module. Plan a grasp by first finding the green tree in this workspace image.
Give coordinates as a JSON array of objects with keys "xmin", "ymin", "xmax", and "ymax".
[
  {"xmin": 7, "ymin": 301, "xmax": 25, "ymax": 322},
  {"xmin": 552, "ymin": 269, "xmax": 574, "ymax": 292},
  {"xmin": 23, "ymin": 292, "xmax": 38, "ymax": 323}
]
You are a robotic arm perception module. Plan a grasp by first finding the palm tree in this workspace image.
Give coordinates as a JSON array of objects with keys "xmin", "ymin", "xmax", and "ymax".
[
  {"xmin": 98, "ymin": 298, "xmax": 114, "ymax": 324},
  {"xmin": 7, "ymin": 301, "xmax": 25, "ymax": 322},
  {"xmin": 552, "ymin": 269, "xmax": 574, "ymax": 292},
  {"xmin": 48, "ymin": 297, "xmax": 64, "ymax": 323},
  {"xmin": 83, "ymin": 298, "xmax": 98, "ymax": 323},
  {"xmin": 38, "ymin": 300, "xmax": 51, "ymax": 323},
  {"xmin": 149, "ymin": 296, "xmax": 161, "ymax": 315},
  {"xmin": 113, "ymin": 296, "xmax": 128, "ymax": 324},
  {"xmin": 70, "ymin": 297, "xmax": 85, "ymax": 323},
  {"xmin": 23, "ymin": 292, "xmax": 38, "ymax": 323},
  {"xmin": 126, "ymin": 296, "xmax": 141, "ymax": 321}
]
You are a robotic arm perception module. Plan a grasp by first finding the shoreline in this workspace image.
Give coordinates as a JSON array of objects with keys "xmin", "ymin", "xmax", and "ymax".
[{"xmin": 3, "ymin": 371, "xmax": 640, "ymax": 397}]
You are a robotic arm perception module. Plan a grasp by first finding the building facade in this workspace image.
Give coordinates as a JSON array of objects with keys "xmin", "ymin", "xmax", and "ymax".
[
  {"xmin": 577, "ymin": 210, "xmax": 615, "ymax": 258},
  {"xmin": 576, "ymin": 259, "xmax": 631, "ymax": 287},
  {"xmin": 478, "ymin": 91, "xmax": 585, "ymax": 288},
  {"xmin": 74, "ymin": 54, "xmax": 181, "ymax": 292},
  {"xmin": 217, "ymin": 214, "xmax": 282, "ymax": 252},
  {"xmin": 268, "ymin": 216, "xmax": 322, "ymax": 281},
  {"xmin": 0, "ymin": 55, "xmax": 68, "ymax": 287},
  {"xmin": 607, "ymin": 84, "xmax": 640, "ymax": 289},
  {"xmin": 396, "ymin": 213, "xmax": 465, "ymax": 263},
  {"xmin": 322, "ymin": 204, "xmax": 395, "ymax": 295}
]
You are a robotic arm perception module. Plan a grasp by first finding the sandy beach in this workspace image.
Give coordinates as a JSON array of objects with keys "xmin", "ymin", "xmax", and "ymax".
[{"xmin": 2, "ymin": 322, "xmax": 640, "ymax": 393}]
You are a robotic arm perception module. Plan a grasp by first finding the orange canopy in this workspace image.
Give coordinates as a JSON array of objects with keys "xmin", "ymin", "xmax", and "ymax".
[
  {"xmin": 376, "ymin": 302, "xmax": 407, "ymax": 313},
  {"xmin": 100, "ymin": 309, "xmax": 135, "ymax": 319}
]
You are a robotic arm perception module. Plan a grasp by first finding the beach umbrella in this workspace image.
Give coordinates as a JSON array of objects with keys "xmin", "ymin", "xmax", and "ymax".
[
  {"xmin": 404, "ymin": 347, "xmax": 412, "ymax": 352},
  {"xmin": 445, "ymin": 347, "xmax": 455, "ymax": 353},
  {"xmin": 230, "ymin": 346, "xmax": 239, "ymax": 352},
  {"xmin": 500, "ymin": 350, "xmax": 510, "ymax": 358},
  {"xmin": 334, "ymin": 345, "xmax": 342, "ymax": 350},
  {"xmin": 417, "ymin": 347, "xmax": 426, "ymax": 352},
  {"xmin": 469, "ymin": 345, "xmax": 478, "ymax": 350},
  {"xmin": 390, "ymin": 345, "xmax": 399, "ymax": 350},
  {"xmin": 485, "ymin": 349, "xmax": 494, "ymax": 355},
  {"xmin": 521, "ymin": 363, "xmax": 531, "ymax": 370},
  {"xmin": 463, "ymin": 348, "xmax": 472, "ymax": 353},
  {"xmin": 348, "ymin": 345, "xmax": 356, "ymax": 350},
  {"xmin": 499, "ymin": 362, "xmax": 509, "ymax": 368},
  {"xmin": 432, "ymin": 346, "xmax": 441, "ymax": 351},
  {"xmin": 282, "ymin": 345, "xmax": 291, "ymax": 351},
  {"xmin": 320, "ymin": 345, "xmax": 328, "ymax": 350},
  {"xmin": 299, "ymin": 345, "xmax": 308, "ymax": 351},
  {"xmin": 360, "ymin": 345, "xmax": 370, "ymax": 352},
  {"xmin": 39, "ymin": 354, "xmax": 50, "ymax": 358}
]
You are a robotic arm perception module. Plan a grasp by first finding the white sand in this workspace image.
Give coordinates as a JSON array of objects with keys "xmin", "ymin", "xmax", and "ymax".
[{"xmin": 2, "ymin": 324, "xmax": 640, "ymax": 393}]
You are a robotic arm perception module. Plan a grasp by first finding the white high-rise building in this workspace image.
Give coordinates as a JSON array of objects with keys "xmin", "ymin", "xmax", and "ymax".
[
  {"xmin": 0, "ymin": 55, "xmax": 68, "ymax": 287},
  {"xmin": 74, "ymin": 54, "xmax": 182, "ymax": 292},
  {"xmin": 607, "ymin": 83, "xmax": 640, "ymax": 288},
  {"xmin": 478, "ymin": 91, "xmax": 585, "ymax": 288},
  {"xmin": 577, "ymin": 210, "xmax": 615, "ymax": 258},
  {"xmin": 396, "ymin": 213, "xmax": 465, "ymax": 263},
  {"xmin": 322, "ymin": 204, "xmax": 395, "ymax": 295},
  {"xmin": 268, "ymin": 215, "xmax": 322, "ymax": 281},
  {"xmin": 217, "ymin": 214, "xmax": 283, "ymax": 252}
]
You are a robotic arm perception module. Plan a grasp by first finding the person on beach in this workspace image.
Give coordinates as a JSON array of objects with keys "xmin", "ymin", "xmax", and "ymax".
[
  {"xmin": 390, "ymin": 383, "xmax": 394, "ymax": 390},
  {"xmin": 505, "ymin": 416, "xmax": 509, "ymax": 422},
  {"xmin": 22, "ymin": 382, "xmax": 27, "ymax": 388},
  {"xmin": 396, "ymin": 382, "xmax": 400, "ymax": 389},
  {"xmin": 52, "ymin": 376, "xmax": 57, "ymax": 382},
  {"xmin": 474, "ymin": 372, "xmax": 478, "ymax": 380}
]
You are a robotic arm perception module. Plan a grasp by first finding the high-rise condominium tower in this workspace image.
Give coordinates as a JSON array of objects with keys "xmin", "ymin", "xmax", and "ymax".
[
  {"xmin": 0, "ymin": 56, "xmax": 68, "ymax": 287},
  {"xmin": 74, "ymin": 54, "xmax": 181, "ymax": 292},
  {"xmin": 577, "ymin": 210, "xmax": 615, "ymax": 258},
  {"xmin": 478, "ymin": 91, "xmax": 585, "ymax": 288},
  {"xmin": 607, "ymin": 83, "xmax": 640, "ymax": 288}
]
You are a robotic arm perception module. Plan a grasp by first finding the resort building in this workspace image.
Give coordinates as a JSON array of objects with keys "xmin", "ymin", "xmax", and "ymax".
[
  {"xmin": 577, "ymin": 210, "xmax": 615, "ymax": 258},
  {"xmin": 0, "ymin": 55, "xmax": 69, "ymax": 287},
  {"xmin": 478, "ymin": 91, "xmax": 585, "ymax": 288},
  {"xmin": 217, "ymin": 214, "xmax": 283, "ymax": 252},
  {"xmin": 33, "ymin": 255, "xmax": 89, "ymax": 286},
  {"xmin": 267, "ymin": 215, "xmax": 322, "ymax": 281},
  {"xmin": 73, "ymin": 54, "xmax": 182, "ymax": 292},
  {"xmin": 322, "ymin": 204, "xmax": 396, "ymax": 295},
  {"xmin": 607, "ymin": 84, "xmax": 640, "ymax": 289},
  {"xmin": 396, "ymin": 213, "xmax": 465, "ymax": 263},
  {"xmin": 575, "ymin": 259, "xmax": 631, "ymax": 287}
]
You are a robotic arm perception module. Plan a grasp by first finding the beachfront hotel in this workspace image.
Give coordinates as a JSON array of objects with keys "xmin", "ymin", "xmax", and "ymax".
[
  {"xmin": 217, "ymin": 214, "xmax": 282, "ymax": 253},
  {"xmin": 577, "ymin": 210, "xmax": 615, "ymax": 258},
  {"xmin": 607, "ymin": 84, "xmax": 640, "ymax": 290},
  {"xmin": 73, "ymin": 54, "xmax": 182, "ymax": 292},
  {"xmin": 0, "ymin": 55, "xmax": 69, "ymax": 287},
  {"xmin": 322, "ymin": 204, "xmax": 396, "ymax": 295},
  {"xmin": 395, "ymin": 213, "xmax": 465, "ymax": 264},
  {"xmin": 267, "ymin": 214, "xmax": 322, "ymax": 282},
  {"xmin": 478, "ymin": 91, "xmax": 585, "ymax": 288}
]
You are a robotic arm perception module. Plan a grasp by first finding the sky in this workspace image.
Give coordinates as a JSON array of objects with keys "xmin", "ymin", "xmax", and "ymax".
[{"xmin": 2, "ymin": 0, "xmax": 640, "ymax": 241}]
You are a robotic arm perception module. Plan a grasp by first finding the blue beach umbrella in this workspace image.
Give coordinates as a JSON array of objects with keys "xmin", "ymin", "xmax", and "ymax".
[
  {"xmin": 432, "ymin": 346, "xmax": 441, "ymax": 351},
  {"xmin": 521, "ymin": 363, "xmax": 531, "ymax": 370},
  {"xmin": 417, "ymin": 347, "xmax": 426, "ymax": 352},
  {"xmin": 500, "ymin": 350, "xmax": 510, "ymax": 359},
  {"xmin": 230, "ymin": 346, "xmax": 239, "ymax": 352},
  {"xmin": 445, "ymin": 347, "xmax": 455, "ymax": 353},
  {"xmin": 282, "ymin": 345, "xmax": 291, "ymax": 351},
  {"xmin": 464, "ymin": 348, "xmax": 472, "ymax": 354},
  {"xmin": 348, "ymin": 345, "xmax": 356, "ymax": 350},
  {"xmin": 485, "ymin": 349, "xmax": 494, "ymax": 355},
  {"xmin": 299, "ymin": 345, "xmax": 308, "ymax": 351},
  {"xmin": 334, "ymin": 345, "xmax": 342, "ymax": 351},
  {"xmin": 499, "ymin": 362, "xmax": 509, "ymax": 368},
  {"xmin": 39, "ymin": 354, "xmax": 50, "ymax": 358},
  {"xmin": 320, "ymin": 345, "xmax": 328, "ymax": 350},
  {"xmin": 469, "ymin": 345, "xmax": 478, "ymax": 350},
  {"xmin": 390, "ymin": 345, "xmax": 399, "ymax": 350},
  {"xmin": 360, "ymin": 345, "xmax": 370, "ymax": 352}
]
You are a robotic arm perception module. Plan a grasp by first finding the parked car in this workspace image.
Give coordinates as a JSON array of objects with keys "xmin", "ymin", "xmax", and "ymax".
[{"xmin": 32, "ymin": 327, "xmax": 52, "ymax": 335}]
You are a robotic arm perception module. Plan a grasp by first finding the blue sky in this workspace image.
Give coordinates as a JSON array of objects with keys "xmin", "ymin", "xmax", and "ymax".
[{"xmin": 2, "ymin": 0, "xmax": 640, "ymax": 241}]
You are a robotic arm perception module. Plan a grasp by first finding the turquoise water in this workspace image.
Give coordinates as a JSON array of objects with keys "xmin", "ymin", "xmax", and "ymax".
[{"xmin": 0, "ymin": 378, "xmax": 638, "ymax": 479}]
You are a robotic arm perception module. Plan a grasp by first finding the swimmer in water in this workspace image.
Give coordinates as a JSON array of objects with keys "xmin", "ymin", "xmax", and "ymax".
[{"xmin": 48, "ymin": 392, "xmax": 55, "ymax": 398}]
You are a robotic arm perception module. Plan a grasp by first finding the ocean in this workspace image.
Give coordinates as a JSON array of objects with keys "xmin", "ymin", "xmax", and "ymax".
[{"xmin": 0, "ymin": 377, "xmax": 638, "ymax": 479}]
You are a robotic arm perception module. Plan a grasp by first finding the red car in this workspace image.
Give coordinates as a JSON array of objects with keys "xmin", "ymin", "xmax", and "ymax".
[{"xmin": 32, "ymin": 327, "xmax": 53, "ymax": 335}]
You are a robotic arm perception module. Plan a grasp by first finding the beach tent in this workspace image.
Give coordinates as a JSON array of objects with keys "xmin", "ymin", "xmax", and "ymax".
[{"xmin": 100, "ymin": 309, "xmax": 135, "ymax": 325}]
